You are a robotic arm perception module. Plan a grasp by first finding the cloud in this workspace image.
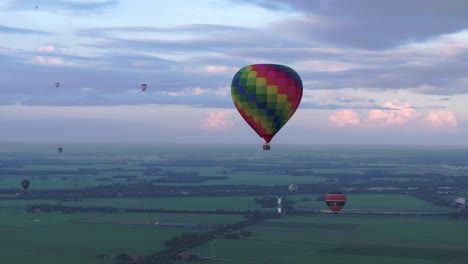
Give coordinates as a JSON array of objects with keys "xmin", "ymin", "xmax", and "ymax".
[
  {"xmin": 366, "ymin": 100, "xmax": 421, "ymax": 126},
  {"xmin": 1, "ymin": 2, "xmax": 468, "ymax": 115},
  {"xmin": 319, "ymin": 91, "xmax": 375, "ymax": 104},
  {"xmin": 179, "ymin": 65, "xmax": 239, "ymax": 75},
  {"xmin": 7, "ymin": 0, "xmax": 118, "ymax": 12},
  {"xmin": 300, "ymin": 90, "xmax": 391, "ymax": 111},
  {"xmin": 158, "ymin": 87, "xmax": 230, "ymax": 97},
  {"xmin": 81, "ymin": 24, "xmax": 306, "ymax": 56},
  {"xmin": 33, "ymin": 56, "xmax": 75, "ymax": 66},
  {"xmin": 409, "ymin": 84, "xmax": 468, "ymax": 96},
  {"xmin": 297, "ymin": 56, "xmax": 468, "ymax": 96},
  {"xmin": 242, "ymin": 0, "xmax": 468, "ymax": 49},
  {"xmin": 66, "ymin": 21, "xmax": 468, "ymax": 98},
  {"xmin": 294, "ymin": 60, "xmax": 357, "ymax": 72},
  {"xmin": 329, "ymin": 109, "xmax": 361, "ymax": 127},
  {"xmin": 0, "ymin": 51, "xmax": 222, "ymax": 104},
  {"xmin": 0, "ymin": 104, "xmax": 204, "ymax": 126},
  {"xmin": 84, "ymin": 36, "xmax": 241, "ymax": 53},
  {"xmin": 201, "ymin": 110, "xmax": 234, "ymax": 130},
  {"xmin": 0, "ymin": 25, "xmax": 48, "ymax": 35},
  {"xmin": 0, "ymin": 52, "xmax": 233, "ymax": 107},
  {"xmin": 79, "ymin": 24, "xmax": 249, "ymax": 38},
  {"xmin": 35, "ymin": 45, "xmax": 76, "ymax": 55},
  {"xmin": 426, "ymin": 111, "xmax": 458, "ymax": 129},
  {"xmin": 205, "ymin": 65, "xmax": 239, "ymax": 74}
]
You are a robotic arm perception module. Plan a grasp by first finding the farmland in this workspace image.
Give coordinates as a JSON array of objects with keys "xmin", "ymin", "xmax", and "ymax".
[
  {"xmin": 0, "ymin": 143, "xmax": 467, "ymax": 263},
  {"xmin": 193, "ymin": 215, "xmax": 468, "ymax": 264}
]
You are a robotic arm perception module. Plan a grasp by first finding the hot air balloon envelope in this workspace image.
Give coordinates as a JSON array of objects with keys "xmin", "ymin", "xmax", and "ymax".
[
  {"xmin": 141, "ymin": 84, "xmax": 147, "ymax": 92},
  {"xmin": 21, "ymin": 180, "xmax": 30, "ymax": 190},
  {"xmin": 231, "ymin": 64, "xmax": 303, "ymax": 148},
  {"xmin": 289, "ymin": 184, "xmax": 298, "ymax": 193},
  {"xmin": 55, "ymin": 82, "xmax": 60, "ymax": 88},
  {"xmin": 325, "ymin": 192, "xmax": 347, "ymax": 214},
  {"xmin": 58, "ymin": 147, "xmax": 63, "ymax": 154}
]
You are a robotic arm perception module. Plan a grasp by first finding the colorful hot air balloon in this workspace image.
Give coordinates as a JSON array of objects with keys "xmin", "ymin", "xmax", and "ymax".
[
  {"xmin": 58, "ymin": 147, "xmax": 63, "ymax": 154},
  {"xmin": 325, "ymin": 192, "xmax": 347, "ymax": 214},
  {"xmin": 141, "ymin": 84, "xmax": 147, "ymax": 92},
  {"xmin": 21, "ymin": 180, "xmax": 30, "ymax": 190},
  {"xmin": 231, "ymin": 64, "xmax": 303, "ymax": 150},
  {"xmin": 288, "ymin": 184, "xmax": 298, "ymax": 193}
]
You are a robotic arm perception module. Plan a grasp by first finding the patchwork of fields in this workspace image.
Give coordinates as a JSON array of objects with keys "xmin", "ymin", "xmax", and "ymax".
[{"xmin": 0, "ymin": 144, "xmax": 467, "ymax": 263}]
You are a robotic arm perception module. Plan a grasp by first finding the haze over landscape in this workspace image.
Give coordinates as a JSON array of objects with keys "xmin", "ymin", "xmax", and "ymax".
[{"xmin": 1, "ymin": 0, "xmax": 467, "ymax": 145}]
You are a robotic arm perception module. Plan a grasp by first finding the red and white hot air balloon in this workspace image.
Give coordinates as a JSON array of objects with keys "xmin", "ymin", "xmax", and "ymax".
[{"xmin": 325, "ymin": 192, "xmax": 347, "ymax": 214}]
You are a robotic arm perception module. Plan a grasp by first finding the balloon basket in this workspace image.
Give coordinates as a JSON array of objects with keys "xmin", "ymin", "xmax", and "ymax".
[{"xmin": 262, "ymin": 144, "xmax": 271, "ymax": 151}]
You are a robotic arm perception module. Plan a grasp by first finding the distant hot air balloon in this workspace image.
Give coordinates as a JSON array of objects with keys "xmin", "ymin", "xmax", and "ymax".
[
  {"xmin": 288, "ymin": 184, "xmax": 298, "ymax": 193},
  {"xmin": 325, "ymin": 192, "xmax": 347, "ymax": 214},
  {"xmin": 277, "ymin": 196, "xmax": 283, "ymax": 214},
  {"xmin": 231, "ymin": 64, "xmax": 303, "ymax": 150},
  {"xmin": 141, "ymin": 84, "xmax": 147, "ymax": 92},
  {"xmin": 58, "ymin": 147, "xmax": 63, "ymax": 154},
  {"xmin": 55, "ymin": 82, "xmax": 60, "ymax": 88},
  {"xmin": 21, "ymin": 180, "xmax": 30, "ymax": 190}
]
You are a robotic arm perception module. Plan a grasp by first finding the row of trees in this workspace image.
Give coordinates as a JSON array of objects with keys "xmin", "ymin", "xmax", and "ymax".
[
  {"xmin": 26, "ymin": 203, "xmax": 270, "ymax": 217},
  {"xmin": 26, "ymin": 204, "xmax": 118, "ymax": 213},
  {"xmin": 126, "ymin": 207, "xmax": 263, "ymax": 216}
]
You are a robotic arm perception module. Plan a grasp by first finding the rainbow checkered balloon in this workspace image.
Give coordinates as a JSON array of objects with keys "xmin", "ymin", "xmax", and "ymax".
[{"xmin": 231, "ymin": 64, "xmax": 303, "ymax": 144}]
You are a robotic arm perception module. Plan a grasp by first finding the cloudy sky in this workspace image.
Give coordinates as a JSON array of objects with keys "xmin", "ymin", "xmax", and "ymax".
[{"xmin": 1, "ymin": 0, "xmax": 467, "ymax": 145}]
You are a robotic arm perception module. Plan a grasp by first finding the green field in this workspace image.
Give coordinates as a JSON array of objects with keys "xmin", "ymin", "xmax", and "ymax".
[
  {"xmin": 2, "ymin": 143, "xmax": 467, "ymax": 190},
  {"xmin": 0, "ymin": 193, "xmax": 460, "ymax": 264},
  {"xmin": 192, "ymin": 214, "xmax": 468, "ymax": 264},
  {"xmin": 1, "ymin": 144, "xmax": 468, "ymax": 263},
  {"xmin": 0, "ymin": 208, "xmax": 244, "ymax": 264},
  {"xmin": 0, "ymin": 210, "xmax": 183, "ymax": 264}
]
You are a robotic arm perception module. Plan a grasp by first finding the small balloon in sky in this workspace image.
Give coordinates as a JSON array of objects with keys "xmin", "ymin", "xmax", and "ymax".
[
  {"xmin": 231, "ymin": 64, "xmax": 303, "ymax": 150},
  {"xmin": 141, "ymin": 83, "xmax": 147, "ymax": 92},
  {"xmin": 55, "ymin": 82, "xmax": 60, "ymax": 88}
]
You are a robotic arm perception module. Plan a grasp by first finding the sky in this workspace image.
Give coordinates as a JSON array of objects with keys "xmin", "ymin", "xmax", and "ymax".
[{"xmin": 1, "ymin": 0, "xmax": 468, "ymax": 145}]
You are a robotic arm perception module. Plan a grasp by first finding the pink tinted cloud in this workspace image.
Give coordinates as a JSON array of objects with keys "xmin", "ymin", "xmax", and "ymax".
[
  {"xmin": 33, "ymin": 56, "xmax": 74, "ymax": 66},
  {"xmin": 35, "ymin": 45, "xmax": 75, "ymax": 55},
  {"xmin": 367, "ymin": 100, "xmax": 420, "ymax": 126},
  {"xmin": 201, "ymin": 110, "xmax": 234, "ymax": 130},
  {"xmin": 329, "ymin": 109, "xmax": 361, "ymax": 127},
  {"xmin": 206, "ymin": 65, "xmax": 238, "ymax": 74},
  {"xmin": 426, "ymin": 111, "xmax": 458, "ymax": 128},
  {"xmin": 36, "ymin": 45, "xmax": 57, "ymax": 52}
]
